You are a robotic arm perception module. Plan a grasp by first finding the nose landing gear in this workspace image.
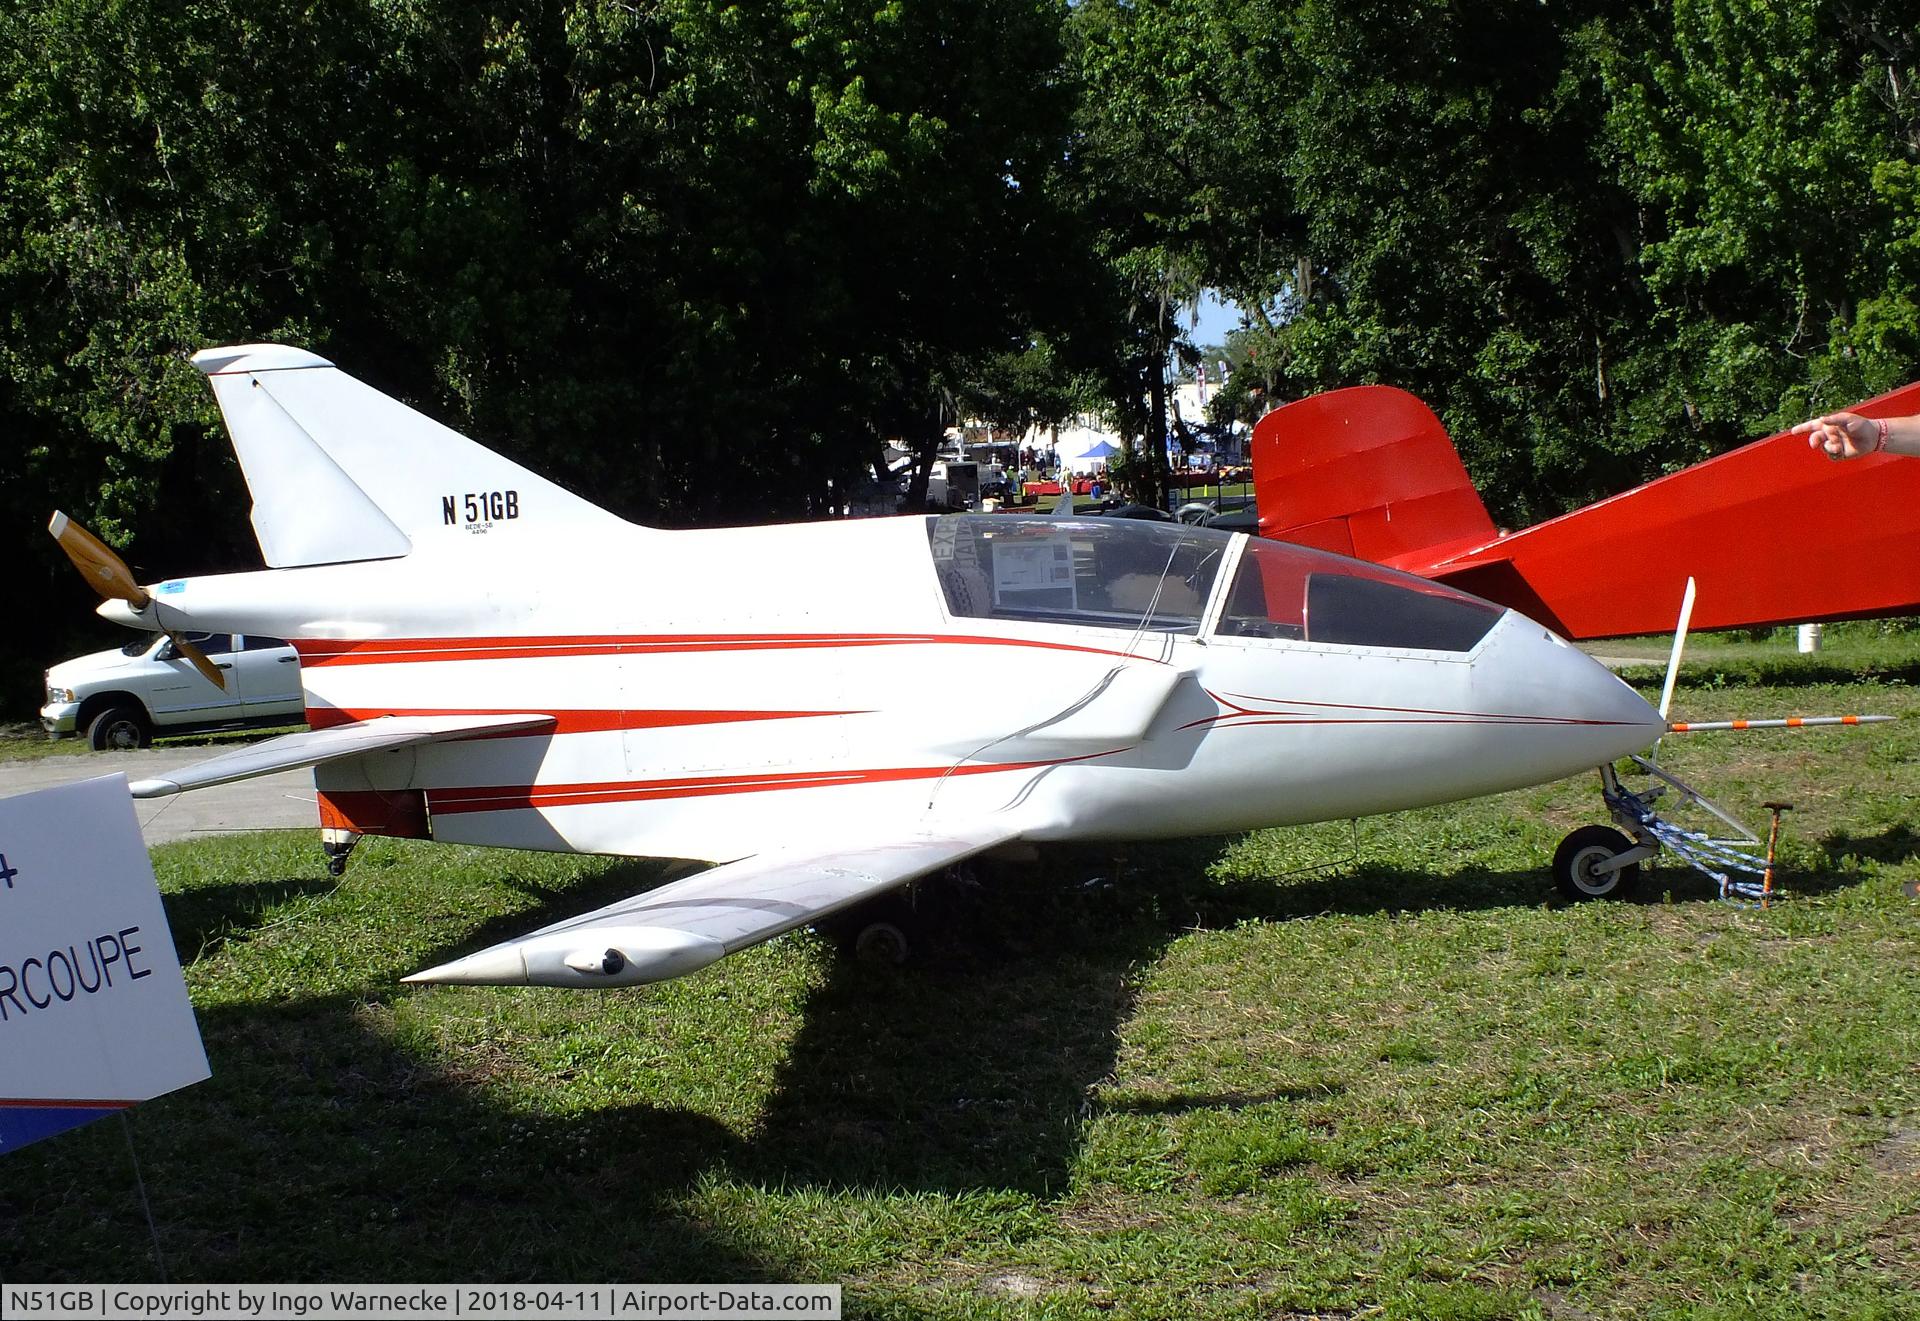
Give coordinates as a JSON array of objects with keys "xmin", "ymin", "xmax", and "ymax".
[{"xmin": 1555, "ymin": 757, "xmax": 1786, "ymax": 905}]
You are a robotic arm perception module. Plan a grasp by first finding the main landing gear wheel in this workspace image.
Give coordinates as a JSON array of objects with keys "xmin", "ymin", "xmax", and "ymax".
[
  {"xmin": 1553, "ymin": 824, "xmax": 1639, "ymax": 901},
  {"xmin": 852, "ymin": 920, "xmax": 910, "ymax": 966},
  {"xmin": 818, "ymin": 893, "xmax": 919, "ymax": 966}
]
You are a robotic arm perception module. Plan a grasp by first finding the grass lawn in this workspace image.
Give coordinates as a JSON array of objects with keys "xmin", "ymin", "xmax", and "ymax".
[
  {"xmin": 1587, "ymin": 620, "xmax": 1920, "ymax": 685},
  {"xmin": 2, "ymin": 666, "xmax": 1916, "ymax": 1317},
  {"xmin": 0, "ymin": 723, "xmax": 307, "ymax": 762}
]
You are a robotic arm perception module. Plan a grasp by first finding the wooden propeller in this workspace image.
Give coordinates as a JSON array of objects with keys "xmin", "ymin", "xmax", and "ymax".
[{"xmin": 48, "ymin": 512, "xmax": 226, "ymax": 689}]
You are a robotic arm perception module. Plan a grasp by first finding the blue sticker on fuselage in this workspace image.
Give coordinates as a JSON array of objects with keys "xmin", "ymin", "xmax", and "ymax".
[{"xmin": 157, "ymin": 580, "xmax": 186, "ymax": 594}]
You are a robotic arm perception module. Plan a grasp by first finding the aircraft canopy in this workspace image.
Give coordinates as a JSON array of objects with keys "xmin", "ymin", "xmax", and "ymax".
[{"xmin": 928, "ymin": 515, "xmax": 1504, "ymax": 653}]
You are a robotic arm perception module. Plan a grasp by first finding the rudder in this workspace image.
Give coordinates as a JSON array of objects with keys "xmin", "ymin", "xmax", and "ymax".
[
  {"xmin": 1251, "ymin": 385, "xmax": 1497, "ymax": 571},
  {"xmin": 194, "ymin": 343, "xmax": 626, "ymax": 568}
]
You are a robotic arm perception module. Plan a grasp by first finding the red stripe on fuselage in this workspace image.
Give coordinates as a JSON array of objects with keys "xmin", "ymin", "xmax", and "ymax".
[
  {"xmin": 291, "ymin": 632, "xmax": 1157, "ymax": 667},
  {"xmin": 427, "ymin": 752, "xmax": 1118, "ymax": 816},
  {"xmin": 1177, "ymin": 688, "xmax": 1643, "ymax": 732},
  {"xmin": 303, "ymin": 707, "xmax": 860, "ymax": 734}
]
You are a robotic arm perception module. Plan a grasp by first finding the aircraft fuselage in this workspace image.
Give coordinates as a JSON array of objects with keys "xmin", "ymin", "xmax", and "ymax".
[{"xmin": 122, "ymin": 514, "xmax": 1663, "ymax": 865}]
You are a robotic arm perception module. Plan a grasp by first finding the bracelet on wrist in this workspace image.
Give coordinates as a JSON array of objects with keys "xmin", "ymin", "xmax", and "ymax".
[{"xmin": 1876, "ymin": 418, "xmax": 1890, "ymax": 453}]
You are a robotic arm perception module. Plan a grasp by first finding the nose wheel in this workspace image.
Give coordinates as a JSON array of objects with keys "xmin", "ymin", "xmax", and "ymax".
[{"xmin": 1552, "ymin": 825, "xmax": 1641, "ymax": 901}]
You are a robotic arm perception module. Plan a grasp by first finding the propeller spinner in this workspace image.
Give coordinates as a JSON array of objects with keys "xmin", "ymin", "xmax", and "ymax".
[{"xmin": 47, "ymin": 512, "xmax": 226, "ymax": 689}]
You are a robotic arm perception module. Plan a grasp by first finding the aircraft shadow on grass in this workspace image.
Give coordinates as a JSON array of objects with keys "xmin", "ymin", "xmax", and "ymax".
[
  {"xmin": 731, "ymin": 838, "xmax": 1588, "ymax": 1195},
  {"xmin": 2, "ymin": 994, "xmax": 764, "ymax": 1281},
  {"xmin": 732, "ymin": 832, "xmax": 1887, "ymax": 1193},
  {"xmin": 1815, "ymin": 823, "xmax": 1920, "ymax": 872},
  {"xmin": 157, "ymin": 875, "xmax": 341, "ymax": 963},
  {"xmin": 6, "ymin": 832, "xmax": 1885, "ymax": 1281}
]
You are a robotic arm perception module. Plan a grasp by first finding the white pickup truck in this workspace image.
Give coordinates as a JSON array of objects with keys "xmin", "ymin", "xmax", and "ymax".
[{"xmin": 41, "ymin": 632, "xmax": 307, "ymax": 750}]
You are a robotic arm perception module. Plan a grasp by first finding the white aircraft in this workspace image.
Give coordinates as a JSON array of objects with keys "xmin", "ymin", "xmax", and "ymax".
[{"xmin": 50, "ymin": 344, "xmax": 1664, "ymax": 990}]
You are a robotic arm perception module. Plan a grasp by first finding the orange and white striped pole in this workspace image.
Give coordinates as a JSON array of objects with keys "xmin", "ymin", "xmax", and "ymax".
[{"xmin": 1665, "ymin": 715, "xmax": 1894, "ymax": 733}]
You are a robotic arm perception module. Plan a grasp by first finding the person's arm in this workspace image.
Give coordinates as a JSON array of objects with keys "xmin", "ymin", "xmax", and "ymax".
[{"xmin": 1793, "ymin": 411, "xmax": 1920, "ymax": 460}]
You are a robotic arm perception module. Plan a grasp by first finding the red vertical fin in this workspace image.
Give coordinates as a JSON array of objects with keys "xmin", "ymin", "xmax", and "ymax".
[{"xmin": 1251, "ymin": 386, "xmax": 1498, "ymax": 570}]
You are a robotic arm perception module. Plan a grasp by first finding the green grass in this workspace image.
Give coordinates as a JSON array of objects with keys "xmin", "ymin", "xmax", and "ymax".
[
  {"xmin": 1587, "ymin": 619, "xmax": 1920, "ymax": 689},
  {"xmin": 2, "ymin": 675, "xmax": 1917, "ymax": 1317},
  {"xmin": 0, "ymin": 721, "xmax": 91, "ymax": 760},
  {"xmin": 0, "ymin": 723, "xmax": 305, "ymax": 762}
]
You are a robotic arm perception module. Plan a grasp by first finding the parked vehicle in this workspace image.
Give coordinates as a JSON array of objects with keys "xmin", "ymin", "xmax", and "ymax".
[
  {"xmin": 1095, "ymin": 503, "xmax": 1176, "ymax": 521},
  {"xmin": 1177, "ymin": 495, "xmax": 1260, "ymax": 525},
  {"xmin": 41, "ymin": 632, "xmax": 306, "ymax": 750},
  {"xmin": 926, "ymin": 460, "xmax": 982, "ymax": 510},
  {"xmin": 1204, "ymin": 505, "xmax": 1260, "ymax": 531}
]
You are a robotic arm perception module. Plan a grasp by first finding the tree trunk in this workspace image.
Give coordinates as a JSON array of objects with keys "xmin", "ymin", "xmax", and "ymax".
[{"xmin": 904, "ymin": 396, "xmax": 946, "ymax": 512}]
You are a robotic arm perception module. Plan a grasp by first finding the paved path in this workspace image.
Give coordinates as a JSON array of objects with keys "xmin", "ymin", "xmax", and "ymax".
[{"xmin": 0, "ymin": 748, "xmax": 315, "ymax": 846}]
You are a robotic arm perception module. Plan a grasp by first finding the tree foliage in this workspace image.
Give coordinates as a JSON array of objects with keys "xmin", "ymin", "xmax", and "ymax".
[
  {"xmin": 1240, "ymin": 0, "xmax": 1919, "ymax": 521},
  {"xmin": 0, "ymin": 0, "xmax": 1078, "ymax": 696}
]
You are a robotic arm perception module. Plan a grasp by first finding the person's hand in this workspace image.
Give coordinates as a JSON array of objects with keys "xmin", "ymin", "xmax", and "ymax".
[{"xmin": 1794, "ymin": 411, "xmax": 1887, "ymax": 460}]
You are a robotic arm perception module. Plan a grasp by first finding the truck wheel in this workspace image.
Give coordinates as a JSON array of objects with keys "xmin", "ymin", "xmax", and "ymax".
[{"xmin": 88, "ymin": 705, "xmax": 151, "ymax": 751}]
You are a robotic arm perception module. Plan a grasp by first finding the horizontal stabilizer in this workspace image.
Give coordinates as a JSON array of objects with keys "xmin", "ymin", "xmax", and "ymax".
[
  {"xmin": 128, "ymin": 713, "xmax": 557, "ymax": 798},
  {"xmin": 404, "ymin": 821, "xmax": 1022, "ymax": 988}
]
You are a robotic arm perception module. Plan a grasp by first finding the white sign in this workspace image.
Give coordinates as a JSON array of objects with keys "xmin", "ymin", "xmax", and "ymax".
[
  {"xmin": 0, "ymin": 775, "xmax": 209, "ymax": 1154},
  {"xmin": 993, "ymin": 538, "xmax": 1075, "ymax": 609}
]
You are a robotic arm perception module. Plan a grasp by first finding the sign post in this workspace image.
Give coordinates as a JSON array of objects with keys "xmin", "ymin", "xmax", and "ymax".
[{"xmin": 0, "ymin": 775, "xmax": 209, "ymax": 1155}]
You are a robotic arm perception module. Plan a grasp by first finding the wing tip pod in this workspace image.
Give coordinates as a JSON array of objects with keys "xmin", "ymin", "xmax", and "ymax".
[
  {"xmin": 402, "ymin": 946, "xmax": 529, "ymax": 987},
  {"xmin": 191, "ymin": 344, "xmax": 334, "ymax": 376},
  {"xmin": 405, "ymin": 926, "xmax": 727, "ymax": 989}
]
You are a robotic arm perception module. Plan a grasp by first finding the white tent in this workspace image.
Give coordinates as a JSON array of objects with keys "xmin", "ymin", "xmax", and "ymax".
[{"xmin": 1057, "ymin": 425, "xmax": 1124, "ymax": 474}]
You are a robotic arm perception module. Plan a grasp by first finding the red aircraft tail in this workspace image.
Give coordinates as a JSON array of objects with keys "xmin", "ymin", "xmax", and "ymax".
[
  {"xmin": 1252, "ymin": 381, "xmax": 1920, "ymax": 640},
  {"xmin": 1252, "ymin": 386, "xmax": 1498, "ymax": 570}
]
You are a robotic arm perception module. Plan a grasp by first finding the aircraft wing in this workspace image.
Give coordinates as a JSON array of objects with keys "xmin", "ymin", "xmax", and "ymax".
[
  {"xmin": 403, "ymin": 821, "xmax": 1023, "ymax": 988},
  {"xmin": 1417, "ymin": 386, "xmax": 1920, "ymax": 637},
  {"xmin": 126, "ymin": 713, "xmax": 558, "ymax": 798},
  {"xmin": 1253, "ymin": 379, "xmax": 1920, "ymax": 639}
]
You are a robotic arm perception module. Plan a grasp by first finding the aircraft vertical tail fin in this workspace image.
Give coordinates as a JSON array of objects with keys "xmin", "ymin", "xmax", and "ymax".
[
  {"xmin": 193, "ymin": 344, "xmax": 628, "ymax": 568},
  {"xmin": 1251, "ymin": 386, "xmax": 1497, "ymax": 570}
]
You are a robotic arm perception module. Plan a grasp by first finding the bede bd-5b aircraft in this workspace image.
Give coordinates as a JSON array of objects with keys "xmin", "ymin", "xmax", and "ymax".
[{"xmin": 52, "ymin": 344, "xmax": 1671, "ymax": 992}]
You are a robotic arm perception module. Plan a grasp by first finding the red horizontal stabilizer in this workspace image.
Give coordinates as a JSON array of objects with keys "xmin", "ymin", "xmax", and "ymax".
[
  {"xmin": 1255, "ymin": 380, "xmax": 1920, "ymax": 640},
  {"xmin": 1252, "ymin": 386, "xmax": 1499, "ymax": 569}
]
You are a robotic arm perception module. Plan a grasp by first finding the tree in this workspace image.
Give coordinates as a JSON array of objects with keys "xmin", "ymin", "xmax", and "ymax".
[
  {"xmin": 1201, "ymin": 0, "xmax": 1919, "ymax": 524},
  {"xmin": 0, "ymin": 0, "xmax": 1091, "ymax": 706},
  {"xmin": 1063, "ymin": 0, "xmax": 1304, "ymax": 504},
  {"xmin": 1594, "ymin": 0, "xmax": 1920, "ymax": 425}
]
